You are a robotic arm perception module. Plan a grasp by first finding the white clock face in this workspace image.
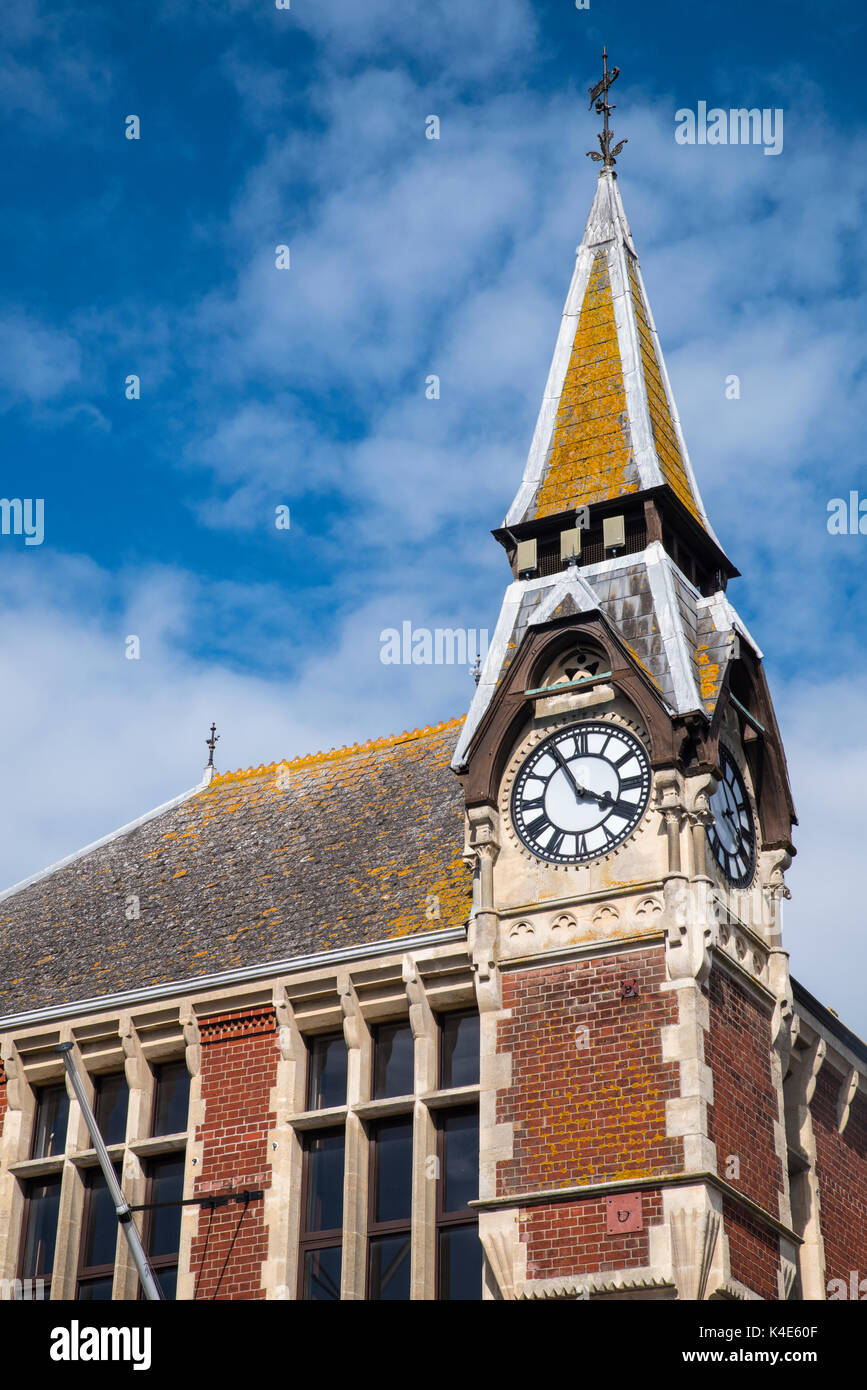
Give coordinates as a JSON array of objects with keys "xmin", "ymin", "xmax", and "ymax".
[
  {"xmin": 511, "ymin": 721, "xmax": 651, "ymax": 864},
  {"xmin": 708, "ymin": 746, "xmax": 756, "ymax": 887}
]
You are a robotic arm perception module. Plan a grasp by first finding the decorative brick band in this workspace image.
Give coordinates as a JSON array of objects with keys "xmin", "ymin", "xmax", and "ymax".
[{"xmin": 199, "ymin": 1006, "xmax": 277, "ymax": 1045}]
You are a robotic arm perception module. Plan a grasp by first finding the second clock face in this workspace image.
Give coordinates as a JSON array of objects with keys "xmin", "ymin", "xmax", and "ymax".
[
  {"xmin": 511, "ymin": 721, "xmax": 651, "ymax": 865},
  {"xmin": 708, "ymin": 745, "xmax": 756, "ymax": 887}
]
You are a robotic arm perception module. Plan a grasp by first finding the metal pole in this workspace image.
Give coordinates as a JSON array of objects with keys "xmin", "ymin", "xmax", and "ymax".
[{"xmin": 55, "ymin": 1042, "xmax": 163, "ymax": 1301}]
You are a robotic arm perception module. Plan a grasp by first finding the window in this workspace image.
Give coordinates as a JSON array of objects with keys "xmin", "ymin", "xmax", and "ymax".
[
  {"xmin": 94, "ymin": 1073, "xmax": 129, "ymax": 1146},
  {"xmin": 142, "ymin": 1155, "xmax": 185, "ymax": 1300},
  {"xmin": 306, "ymin": 1033, "xmax": 348, "ymax": 1111},
  {"xmin": 440, "ymin": 1012, "xmax": 480, "ymax": 1089},
  {"xmin": 19, "ymin": 1175, "xmax": 61, "ymax": 1294},
  {"xmin": 31, "ymin": 1084, "xmax": 70, "ymax": 1160},
  {"xmin": 372, "ymin": 1021, "xmax": 414, "ymax": 1099},
  {"xmin": 436, "ymin": 1012, "xmax": 481, "ymax": 1300},
  {"xmin": 77, "ymin": 1167, "xmax": 121, "ymax": 1300},
  {"xmin": 436, "ymin": 1108, "xmax": 481, "ymax": 1299},
  {"xmin": 298, "ymin": 1131, "xmax": 344, "ymax": 1300},
  {"xmin": 367, "ymin": 1117, "xmax": 413, "ymax": 1300},
  {"xmin": 295, "ymin": 1005, "xmax": 481, "ymax": 1301},
  {"xmin": 151, "ymin": 1061, "xmax": 190, "ymax": 1136}
]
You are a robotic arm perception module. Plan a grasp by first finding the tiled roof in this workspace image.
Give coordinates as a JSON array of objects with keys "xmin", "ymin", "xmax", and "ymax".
[{"xmin": 0, "ymin": 718, "xmax": 471, "ymax": 1015}]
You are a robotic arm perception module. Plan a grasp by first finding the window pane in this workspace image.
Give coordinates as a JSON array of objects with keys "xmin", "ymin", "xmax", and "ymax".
[
  {"xmin": 368, "ymin": 1233, "xmax": 411, "ymax": 1300},
  {"xmin": 442, "ymin": 1109, "xmax": 478, "ymax": 1213},
  {"xmin": 83, "ymin": 1169, "xmax": 121, "ymax": 1270},
  {"xmin": 94, "ymin": 1074, "xmax": 129, "ymax": 1146},
  {"xmin": 372, "ymin": 1022, "xmax": 414, "ymax": 1099},
  {"xmin": 373, "ymin": 1118, "xmax": 413, "ymax": 1224},
  {"xmin": 306, "ymin": 1034, "xmax": 348, "ymax": 1111},
  {"xmin": 77, "ymin": 1276, "xmax": 114, "ymax": 1301},
  {"xmin": 439, "ymin": 1225, "xmax": 482, "ymax": 1300},
  {"xmin": 21, "ymin": 1176, "xmax": 61, "ymax": 1280},
  {"xmin": 147, "ymin": 1156, "xmax": 185, "ymax": 1260},
  {"xmin": 305, "ymin": 1132, "xmax": 344, "ymax": 1233},
  {"xmin": 301, "ymin": 1246, "xmax": 342, "ymax": 1301},
  {"xmin": 152, "ymin": 1062, "xmax": 190, "ymax": 1136},
  {"xmin": 32, "ymin": 1084, "xmax": 70, "ymax": 1159},
  {"xmin": 154, "ymin": 1266, "xmax": 177, "ymax": 1301},
  {"xmin": 440, "ymin": 1013, "xmax": 480, "ymax": 1089}
]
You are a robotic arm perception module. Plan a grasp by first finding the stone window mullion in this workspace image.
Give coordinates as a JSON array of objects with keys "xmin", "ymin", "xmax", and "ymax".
[{"xmin": 340, "ymin": 979, "xmax": 371, "ymax": 1300}]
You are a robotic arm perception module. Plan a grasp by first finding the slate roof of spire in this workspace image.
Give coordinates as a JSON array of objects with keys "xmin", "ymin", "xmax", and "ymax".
[
  {"xmin": 451, "ymin": 544, "xmax": 760, "ymax": 768},
  {"xmin": 0, "ymin": 718, "xmax": 471, "ymax": 1015},
  {"xmin": 506, "ymin": 169, "xmax": 722, "ymax": 549}
]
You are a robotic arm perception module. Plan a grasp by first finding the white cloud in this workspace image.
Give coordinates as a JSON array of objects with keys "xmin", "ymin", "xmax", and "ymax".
[{"xmin": 0, "ymin": 314, "xmax": 82, "ymax": 406}]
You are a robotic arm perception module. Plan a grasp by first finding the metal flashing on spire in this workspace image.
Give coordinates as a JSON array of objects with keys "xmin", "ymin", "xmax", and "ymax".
[{"xmin": 586, "ymin": 47, "xmax": 627, "ymax": 169}]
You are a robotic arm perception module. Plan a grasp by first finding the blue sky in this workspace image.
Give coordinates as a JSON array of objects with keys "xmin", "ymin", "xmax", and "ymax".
[{"xmin": 2, "ymin": 0, "xmax": 866, "ymax": 1029}]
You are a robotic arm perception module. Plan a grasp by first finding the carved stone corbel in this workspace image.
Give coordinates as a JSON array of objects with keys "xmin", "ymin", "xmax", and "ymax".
[
  {"xmin": 836, "ymin": 1067, "xmax": 859, "ymax": 1136},
  {"xmin": 120, "ymin": 1014, "xmax": 147, "ymax": 1092},
  {"xmin": 670, "ymin": 1208, "xmax": 721, "ymax": 1300},
  {"xmin": 181, "ymin": 1013, "xmax": 202, "ymax": 1078},
  {"xmin": 337, "ymin": 970, "xmax": 367, "ymax": 1055},
  {"xmin": 771, "ymin": 984, "xmax": 796, "ymax": 1075},
  {"xmin": 779, "ymin": 1255, "xmax": 797, "ymax": 1300},
  {"xmin": 759, "ymin": 847, "xmax": 792, "ymax": 948},
  {"xmin": 0, "ymin": 1040, "xmax": 26, "ymax": 1115},
  {"xmin": 662, "ymin": 875, "xmax": 712, "ymax": 984},
  {"xmin": 479, "ymin": 1211, "xmax": 523, "ymax": 1300}
]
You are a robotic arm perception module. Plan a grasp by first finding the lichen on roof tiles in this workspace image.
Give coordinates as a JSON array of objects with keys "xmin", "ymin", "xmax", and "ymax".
[{"xmin": 0, "ymin": 718, "xmax": 471, "ymax": 1014}]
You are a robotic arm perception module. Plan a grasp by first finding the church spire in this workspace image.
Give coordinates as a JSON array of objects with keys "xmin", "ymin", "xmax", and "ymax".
[
  {"xmin": 453, "ymin": 76, "xmax": 748, "ymax": 773},
  {"xmin": 504, "ymin": 55, "xmax": 730, "ymax": 571}
]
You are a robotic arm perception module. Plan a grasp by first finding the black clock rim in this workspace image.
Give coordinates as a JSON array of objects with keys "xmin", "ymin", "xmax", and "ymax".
[{"xmin": 510, "ymin": 721, "xmax": 651, "ymax": 866}]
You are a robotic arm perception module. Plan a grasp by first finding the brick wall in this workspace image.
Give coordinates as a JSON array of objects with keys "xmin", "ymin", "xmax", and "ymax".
[
  {"xmin": 705, "ymin": 967, "xmax": 783, "ymax": 1215},
  {"xmin": 723, "ymin": 1197, "xmax": 780, "ymax": 1300},
  {"xmin": 497, "ymin": 947, "xmax": 680, "ymax": 1201},
  {"xmin": 524, "ymin": 1189, "xmax": 664, "ymax": 1282},
  {"xmin": 810, "ymin": 1060, "xmax": 867, "ymax": 1291},
  {"xmin": 189, "ymin": 1006, "xmax": 277, "ymax": 1300}
]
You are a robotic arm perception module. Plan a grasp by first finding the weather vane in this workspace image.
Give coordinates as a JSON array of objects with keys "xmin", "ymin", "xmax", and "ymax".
[
  {"xmin": 586, "ymin": 47, "xmax": 627, "ymax": 168},
  {"xmin": 206, "ymin": 722, "xmax": 220, "ymax": 768}
]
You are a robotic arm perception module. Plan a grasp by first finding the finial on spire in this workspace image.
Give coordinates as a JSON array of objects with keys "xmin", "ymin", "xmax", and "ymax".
[
  {"xmin": 586, "ymin": 46, "xmax": 627, "ymax": 169},
  {"xmin": 206, "ymin": 722, "xmax": 220, "ymax": 768}
]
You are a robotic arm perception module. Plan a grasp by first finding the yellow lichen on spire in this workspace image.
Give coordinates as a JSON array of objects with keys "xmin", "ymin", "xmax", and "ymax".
[
  {"xmin": 626, "ymin": 259, "xmax": 702, "ymax": 523},
  {"xmin": 533, "ymin": 251, "xmax": 636, "ymax": 520}
]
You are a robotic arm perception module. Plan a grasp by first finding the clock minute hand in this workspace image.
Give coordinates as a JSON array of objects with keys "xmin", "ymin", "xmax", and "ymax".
[{"xmin": 550, "ymin": 745, "xmax": 590, "ymax": 802}]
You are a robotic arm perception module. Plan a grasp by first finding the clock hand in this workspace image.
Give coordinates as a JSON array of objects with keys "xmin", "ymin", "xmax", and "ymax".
[
  {"xmin": 549, "ymin": 747, "xmax": 615, "ymax": 809},
  {"xmin": 549, "ymin": 745, "xmax": 592, "ymax": 801}
]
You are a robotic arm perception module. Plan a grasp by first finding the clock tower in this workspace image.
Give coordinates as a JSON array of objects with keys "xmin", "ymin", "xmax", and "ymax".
[{"xmin": 453, "ymin": 125, "xmax": 806, "ymax": 1299}]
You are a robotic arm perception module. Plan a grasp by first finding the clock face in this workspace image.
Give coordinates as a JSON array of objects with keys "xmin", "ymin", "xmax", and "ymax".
[
  {"xmin": 511, "ymin": 721, "xmax": 651, "ymax": 865},
  {"xmin": 707, "ymin": 746, "xmax": 756, "ymax": 887}
]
